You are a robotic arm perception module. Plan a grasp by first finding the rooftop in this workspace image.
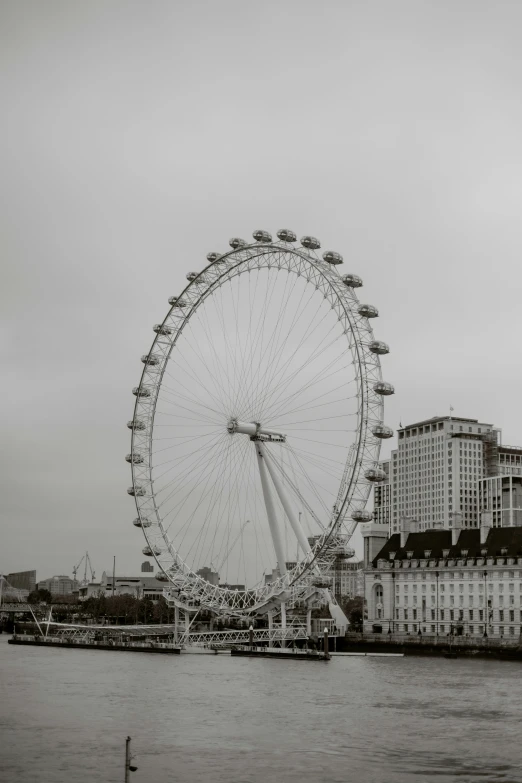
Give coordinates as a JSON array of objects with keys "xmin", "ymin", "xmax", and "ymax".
[
  {"xmin": 398, "ymin": 416, "xmax": 493, "ymax": 432},
  {"xmin": 373, "ymin": 527, "xmax": 522, "ymax": 567}
]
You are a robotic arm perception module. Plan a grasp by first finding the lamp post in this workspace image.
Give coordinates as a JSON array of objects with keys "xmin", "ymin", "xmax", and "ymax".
[
  {"xmin": 483, "ymin": 570, "xmax": 488, "ymax": 638},
  {"xmin": 435, "ymin": 571, "xmax": 439, "ymax": 636}
]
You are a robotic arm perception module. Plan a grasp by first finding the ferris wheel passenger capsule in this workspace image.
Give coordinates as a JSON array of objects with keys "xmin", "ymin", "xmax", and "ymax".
[
  {"xmin": 141, "ymin": 353, "xmax": 160, "ymax": 366},
  {"xmin": 372, "ymin": 424, "xmax": 393, "ymax": 439},
  {"xmin": 168, "ymin": 296, "xmax": 187, "ymax": 307},
  {"xmin": 229, "ymin": 238, "xmax": 247, "ymax": 249},
  {"xmin": 128, "ymin": 485, "xmax": 146, "ymax": 496},
  {"xmin": 364, "ymin": 468, "xmax": 387, "ymax": 482},
  {"xmin": 373, "ymin": 381, "xmax": 395, "ymax": 396},
  {"xmin": 342, "ymin": 274, "xmax": 363, "ymax": 288},
  {"xmin": 277, "ymin": 229, "xmax": 297, "ymax": 242},
  {"xmin": 369, "ymin": 341, "xmax": 390, "ymax": 355},
  {"xmin": 142, "ymin": 545, "xmax": 161, "ymax": 557},
  {"xmin": 301, "ymin": 236, "xmax": 321, "ymax": 250},
  {"xmin": 125, "ymin": 452, "xmax": 144, "ymax": 464},
  {"xmin": 186, "ymin": 272, "xmax": 199, "ymax": 282},
  {"xmin": 253, "ymin": 230, "xmax": 272, "ymax": 243},
  {"xmin": 133, "ymin": 517, "xmax": 152, "ymax": 528},
  {"xmin": 127, "ymin": 418, "xmax": 146, "ymax": 430},
  {"xmin": 351, "ymin": 509, "xmax": 373, "ymax": 523},
  {"xmin": 358, "ymin": 304, "xmax": 379, "ymax": 318},
  {"xmin": 132, "ymin": 386, "xmax": 151, "ymax": 398},
  {"xmin": 153, "ymin": 324, "xmax": 172, "ymax": 336},
  {"xmin": 155, "ymin": 571, "xmax": 168, "ymax": 581},
  {"xmin": 322, "ymin": 250, "xmax": 343, "ymax": 265},
  {"xmin": 206, "ymin": 252, "xmax": 222, "ymax": 263}
]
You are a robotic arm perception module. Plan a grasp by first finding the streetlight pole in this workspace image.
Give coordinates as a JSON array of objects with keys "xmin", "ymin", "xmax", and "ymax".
[
  {"xmin": 483, "ymin": 570, "xmax": 488, "ymax": 638},
  {"xmin": 435, "ymin": 571, "xmax": 439, "ymax": 636}
]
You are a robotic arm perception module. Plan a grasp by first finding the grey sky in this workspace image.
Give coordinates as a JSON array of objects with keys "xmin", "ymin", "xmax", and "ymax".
[{"xmin": 2, "ymin": 1, "xmax": 522, "ymax": 579}]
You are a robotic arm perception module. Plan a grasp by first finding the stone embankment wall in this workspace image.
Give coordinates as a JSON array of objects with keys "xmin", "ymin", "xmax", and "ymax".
[{"xmin": 338, "ymin": 632, "xmax": 522, "ymax": 659}]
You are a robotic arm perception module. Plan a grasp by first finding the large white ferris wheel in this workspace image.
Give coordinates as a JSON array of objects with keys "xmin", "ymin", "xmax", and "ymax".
[{"xmin": 127, "ymin": 229, "xmax": 394, "ymax": 620}]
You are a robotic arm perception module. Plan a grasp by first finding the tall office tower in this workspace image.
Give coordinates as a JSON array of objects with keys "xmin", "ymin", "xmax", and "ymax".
[
  {"xmin": 374, "ymin": 416, "xmax": 502, "ymax": 534},
  {"xmin": 373, "ymin": 459, "xmax": 391, "ymax": 526}
]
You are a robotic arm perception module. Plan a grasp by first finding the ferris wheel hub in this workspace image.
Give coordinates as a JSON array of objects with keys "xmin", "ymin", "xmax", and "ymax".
[{"xmin": 227, "ymin": 419, "xmax": 286, "ymax": 443}]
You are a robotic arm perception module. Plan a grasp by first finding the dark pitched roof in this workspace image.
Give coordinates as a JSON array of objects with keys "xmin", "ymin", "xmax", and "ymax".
[{"xmin": 373, "ymin": 527, "xmax": 522, "ymax": 566}]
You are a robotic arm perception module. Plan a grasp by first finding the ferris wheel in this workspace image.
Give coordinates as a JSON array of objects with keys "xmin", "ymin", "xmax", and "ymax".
[{"xmin": 127, "ymin": 229, "xmax": 394, "ymax": 619}]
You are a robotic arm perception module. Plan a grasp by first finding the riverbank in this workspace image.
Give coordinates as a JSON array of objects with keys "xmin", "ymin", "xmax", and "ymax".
[{"xmin": 338, "ymin": 633, "xmax": 522, "ymax": 660}]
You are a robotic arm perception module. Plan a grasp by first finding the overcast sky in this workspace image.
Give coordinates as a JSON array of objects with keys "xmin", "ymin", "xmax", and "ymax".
[{"xmin": 2, "ymin": 1, "xmax": 522, "ymax": 581}]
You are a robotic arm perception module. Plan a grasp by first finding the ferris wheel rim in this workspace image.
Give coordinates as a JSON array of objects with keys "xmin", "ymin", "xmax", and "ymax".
[{"xmin": 129, "ymin": 235, "xmax": 391, "ymax": 615}]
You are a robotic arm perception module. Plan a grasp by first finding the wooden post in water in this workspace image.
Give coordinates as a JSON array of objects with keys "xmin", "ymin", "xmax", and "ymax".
[
  {"xmin": 125, "ymin": 736, "xmax": 131, "ymax": 783},
  {"xmin": 323, "ymin": 626, "xmax": 329, "ymax": 657},
  {"xmin": 249, "ymin": 624, "xmax": 254, "ymax": 649}
]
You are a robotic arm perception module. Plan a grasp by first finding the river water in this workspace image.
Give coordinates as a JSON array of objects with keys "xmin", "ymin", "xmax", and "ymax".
[{"xmin": 1, "ymin": 634, "xmax": 521, "ymax": 783}]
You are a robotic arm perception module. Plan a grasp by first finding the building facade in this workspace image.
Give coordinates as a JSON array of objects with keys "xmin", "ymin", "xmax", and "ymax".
[
  {"xmin": 6, "ymin": 570, "xmax": 36, "ymax": 594},
  {"xmin": 362, "ymin": 520, "xmax": 522, "ymax": 638},
  {"xmin": 374, "ymin": 415, "xmax": 522, "ymax": 535},
  {"xmin": 79, "ymin": 572, "xmax": 166, "ymax": 602},
  {"xmin": 38, "ymin": 575, "xmax": 79, "ymax": 595}
]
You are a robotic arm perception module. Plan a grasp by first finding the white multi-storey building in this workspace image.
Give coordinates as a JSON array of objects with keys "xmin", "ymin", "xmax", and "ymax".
[
  {"xmin": 374, "ymin": 415, "xmax": 522, "ymax": 534},
  {"xmin": 362, "ymin": 519, "xmax": 522, "ymax": 638}
]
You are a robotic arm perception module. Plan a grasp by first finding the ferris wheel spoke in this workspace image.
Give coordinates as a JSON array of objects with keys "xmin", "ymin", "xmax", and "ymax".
[
  {"xmin": 252, "ymin": 281, "xmax": 330, "ymax": 418},
  {"xmin": 264, "ymin": 355, "xmax": 355, "ymax": 425},
  {"xmin": 176, "ymin": 323, "xmax": 233, "ymax": 415},
  {"xmin": 181, "ymin": 437, "xmax": 250, "ymax": 567},
  {"xmin": 273, "ymin": 384, "xmax": 357, "ymax": 420},
  {"xmin": 243, "ymin": 274, "xmax": 316, "ymax": 419},
  {"xmin": 158, "ymin": 381, "xmax": 224, "ymax": 418},
  {"xmin": 242, "ymin": 268, "xmax": 300, "ymax": 419},
  {"xmin": 163, "ymin": 357, "xmax": 229, "ymax": 418},
  {"xmin": 156, "ymin": 432, "xmax": 229, "ymax": 507},
  {"xmin": 258, "ymin": 324, "xmax": 346, "ymax": 422},
  {"xmin": 188, "ymin": 297, "xmax": 237, "ymax": 413},
  {"xmin": 234, "ymin": 268, "xmax": 283, "ymax": 418}
]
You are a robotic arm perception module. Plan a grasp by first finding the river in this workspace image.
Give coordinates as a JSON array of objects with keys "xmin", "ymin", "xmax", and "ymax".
[{"xmin": 0, "ymin": 634, "xmax": 521, "ymax": 783}]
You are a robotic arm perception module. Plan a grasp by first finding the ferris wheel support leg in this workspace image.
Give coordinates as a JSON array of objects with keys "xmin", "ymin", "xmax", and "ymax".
[
  {"xmin": 306, "ymin": 609, "xmax": 312, "ymax": 636},
  {"xmin": 281, "ymin": 602, "xmax": 287, "ymax": 648},
  {"xmin": 174, "ymin": 605, "xmax": 179, "ymax": 645},
  {"xmin": 259, "ymin": 443, "xmax": 320, "ymax": 574},
  {"xmin": 268, "ymin": 610, "xmax": 274, "ymax": 647},
  {"xmin": 255, "ymin": 444, "xmax": 287, "ymax": 577}
]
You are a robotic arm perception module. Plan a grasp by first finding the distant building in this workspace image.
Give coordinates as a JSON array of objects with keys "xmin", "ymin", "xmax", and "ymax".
[
  {"xmin": 78, "ymin": 572, "xmax": 166, "ymax": 602},
  {"xmin": 141, "ymin": 561, "xmax": 154, "ymax": 573},
  {"xmin": 196, "ymin": 566, "xmax": 219, "ymax": 585},
  {"xmin": 362, "ymin": 517, "xmax": 522, "ymax": 638},
  {"xmin": 38, "ymin": 575, "xmax": 78, "ymax": 595},
  {"xmin": 373, "ymin": 415, "xmax": 522, "ymax": 535},
  {"xmin": 7, "ymin": 570, "xmax": 36, "ymax": 594}
]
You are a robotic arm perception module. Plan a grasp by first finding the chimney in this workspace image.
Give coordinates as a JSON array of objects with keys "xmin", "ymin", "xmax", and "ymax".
[
  {"xmin": 451, "ymin": 512, "xmax": 463, "ymax": 546},
  {"xmin": 480, "ymin": 511, "xmax": 493, "ymax": 545},
  {"xmin": 400, "ymin": 518, "xmax": 415, "ymax": 549}
]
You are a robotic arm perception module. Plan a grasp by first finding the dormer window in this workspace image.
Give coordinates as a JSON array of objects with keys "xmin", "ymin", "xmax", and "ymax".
[
  {"xmin": 424, "ymin": 550, "xmax": 431, "ymax": 558},
  {"xmin": 461, "ymin": 550, "xmax": 468, "ymax": 557},
  {"xmin": 407, "ymin": 551, "xmax": 413, "ymax": 559},
  {"xmin": 501, "ymin": 548, "xmax": 508, "ymax": 556},
  {"xmin": 389, "ymin": 552, "xmax": 396, "ymax": 560},
  {"xmin": 442, "ymin": 549, "xmax": 450, "ymax": 558},
  {"xmin": 481, "ymin": 548, "xmax": 487, "ymax": 556}
]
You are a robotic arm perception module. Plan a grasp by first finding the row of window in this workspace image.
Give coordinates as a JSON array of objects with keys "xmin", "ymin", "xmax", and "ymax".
[
  {"xmin": 396, "ymin": 608, "xmax": 522, "ymax": 622},
  {"xmin": 399, "ymin": 624, "xmax": 517, "ymax": 636}
]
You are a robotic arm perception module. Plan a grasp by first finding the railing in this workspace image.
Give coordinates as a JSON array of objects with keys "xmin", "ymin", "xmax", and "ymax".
[
  {"xmin": 0, "ymin": 602, "xmax": 31, "ymax": 612},
  {"xmin": 183, "ymin": 626, "xmax": 308, "ymax": 647}
]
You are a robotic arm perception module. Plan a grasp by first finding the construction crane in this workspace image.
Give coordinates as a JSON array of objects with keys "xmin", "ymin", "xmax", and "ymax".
[
  {"xmin": 72, "ymin": 552, "xmax": 95, "ymax": 585},
  {"xmin": 214, "ymin": 520, "xmax": 251, "ymax": 578}
]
